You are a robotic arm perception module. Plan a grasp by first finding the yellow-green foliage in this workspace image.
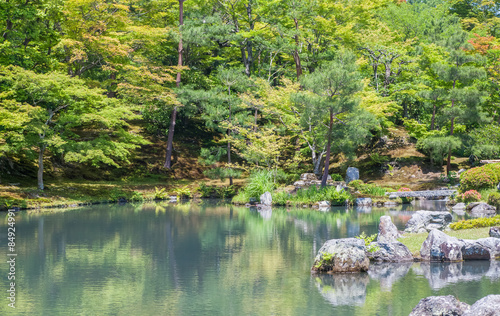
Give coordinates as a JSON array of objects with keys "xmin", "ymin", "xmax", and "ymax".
[
  {"xmin": 488, "ymin": 192, "xmax": 500, "ymax": 207},
  {"xmin": 449, "ymin": 215, "xmax": 500, "ymax": 230},
  {"xmin": 460, "ymin": 163, "xmax": 500, "ymax": 191}
]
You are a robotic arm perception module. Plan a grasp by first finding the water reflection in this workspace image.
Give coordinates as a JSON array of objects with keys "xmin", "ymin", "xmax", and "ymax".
[
  {"xmin": 413, "ymin": 261, "xmax": 500, "ymax": 290},
  {"xmin": 315, "ymin": 274, "xmax": 369, "ymax": 306},
  {"xmin": 316, "ymin": 261, "xmax": 500, "ymax": 308},
  {"xmin": 0, "ymin": 201, "xmax": 497, "ymax": 316},
  {"xmin": 368, "ymin": 262, "xmax": 413, "ymax": 291}
]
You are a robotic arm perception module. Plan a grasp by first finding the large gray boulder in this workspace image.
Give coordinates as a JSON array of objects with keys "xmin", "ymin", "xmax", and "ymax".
[
  {"xmin": 377, "ymin": 216, "xmax": 401, "ymax": 243},
  {"xmin": 463, "ymin": 295, "xmax": 500, "ymax": 316},
  {"xmin": 490, "ymin": 227, "xmax": 500, "ymax": 238},
  {"xmin": 464, "ymin": 238, "xmax": 500, "ymax": 260},
  {"xmin": 260, "ymin": 191, "xmax": 272, "ymax": 206},
  {"xmin": 368, "ymin": 242, "xmax": 414, "ymax": 262},
  {"xmin": 420, "ymin": 230, "xmax": 463, "ymax": 262},
  {"xmin": 468, "ymin": 202, "xmax": 497, "ymax": 218},
  {"xmin": 345, "ymin": 167, "xmax": 359, "ymax": 184},
  {"xmin": 405, "ymin": 211, "xmax": 453, "ymax": 233},
  {"xmin": 409, "ymin": 295, "xmax": 470, "ymax": 316},
  {"xmin": 461, "ymin": 239, "xmax": 492, "ymax": 260},
  {"xmin": 311, "ymin": 238, "xmax": 370, "ymax": 273}
]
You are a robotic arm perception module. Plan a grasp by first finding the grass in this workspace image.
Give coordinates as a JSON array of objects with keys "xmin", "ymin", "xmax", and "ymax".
[
  {"xmin": 398, "ymin": 227, "xmax": 492, "ymax": 255},
  {"xmin": 0, "ymin": 177, "xmax": 241, "ymax": 210}
]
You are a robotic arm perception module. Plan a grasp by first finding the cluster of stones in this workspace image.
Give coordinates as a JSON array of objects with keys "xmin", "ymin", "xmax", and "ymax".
[
  {"xmin": 410, "ymin": 295, "xmax": 500, "ymax": 316},
  {"xmin": 292, "ymin": 173, "xmax": 346, "ymax": 190},
  {"xmin": 311, "ymin": 216, "xmax": 412, "ymax": 274},
  {"xmin": 311, "ymin": 217, "xmax": 500, "ymax": 274}
]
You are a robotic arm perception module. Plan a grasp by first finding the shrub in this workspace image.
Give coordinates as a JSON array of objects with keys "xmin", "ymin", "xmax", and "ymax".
[
  {"xmin": 488, "ymin": 192, "xmax": 500, "ymax": 208},
  {"xmin": 172, "ymin": 185, "xmax": 192, "ymax": 199},
  {"xmin": 198, "ymin": 183, "xmax": 216, "ymax": 198},
  {"xmin": 154, "ymin": 187, "xmax": 168, "ymax": 200},
  {"xmin": 330, "ymin": 173, "xmax": 344, "ymax": 181},
  {"xmin": 450, "ymin": 215, "xmax": 500, "ymax": 230},
  {"xmin": 216, "ymin": 186, "xmax": 236, "ymax": 199},
  {"xmin": 460, "ymin": 163, "xmax": 500, "ymax": 191},
  {"xmin": 458, "ymin": 190, "xmax": 482, "ymax": 203},
  {"xmin": 272, "ymin": 191, "xmax": 290, "ymax": 206},
  {"xmin": 244, "ymin": 170, "xmax": 275, "ymax": 199},
  {"xmin": 232, "ymin": 191, "xmax": 250, "ymax": 204},
  {"xmin": 130, "ymin": 191, "xmax": 144, "ymax": 202},
  {"xmin": 349, "ymin": 180, "xmax": 364, "ymax": 190},
  {"xmin": 398, "ymin": 187, "xmax": 412, "ymax": 192}
]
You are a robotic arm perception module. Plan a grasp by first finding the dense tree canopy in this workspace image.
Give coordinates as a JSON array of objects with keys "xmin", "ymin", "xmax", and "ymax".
[{"xmin": 1, "ymin": 0, "xmax": 500, "ymax": 186}]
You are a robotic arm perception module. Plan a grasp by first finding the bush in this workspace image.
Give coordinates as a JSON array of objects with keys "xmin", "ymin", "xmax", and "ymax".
[
  {"xmin": 398, "ymin": 187, "xmax": 411, "ymax": 192},
  {"xmin": 488, "ymin": 192, "xmax": 500, "ymax": 208},
  {"xmin": 330, "ymin": 173, "xmax": 344, "ymax": 181},
  {"xmin": 287, "ymin": 186, "xmax": 352, "ymax": 206},
  {"xmin": 460, "ymin": 163, "xmax": 500, "ymax": 191},
  {"xmin": 172, "ymin": 185, "xmax": 192, "ymax": 199},
  {"xmin": 154, "ymin": 187, "xmax": 168, "ymax": 200},
  {"xmin": 349, "ymin": 180, "xmax": 364, "ymax": 190},
  {"xmin": 244, "ymin": 170, "xmax": 275, "ymax": 199},
  {"xmin": 457, "ymin": 190, "xmax": 482, "ymax": 203},
  {"xmin": 450, "ymin": 215, "xmax": 500, "ymax": 230},
  {"xmin": 232, "ymin": 191, "xmax": 250, "ymax": 204}
]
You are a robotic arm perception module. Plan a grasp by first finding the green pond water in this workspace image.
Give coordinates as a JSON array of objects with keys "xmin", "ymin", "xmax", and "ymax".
[{"xmin": 0, "ymin": 201, "xmax": 499, "ymax": 315}]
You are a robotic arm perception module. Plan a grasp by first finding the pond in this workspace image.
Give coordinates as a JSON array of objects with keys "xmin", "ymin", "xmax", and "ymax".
[{"xmin": 0, "ymin": 201, "xmax": 498, "ymax": 315}]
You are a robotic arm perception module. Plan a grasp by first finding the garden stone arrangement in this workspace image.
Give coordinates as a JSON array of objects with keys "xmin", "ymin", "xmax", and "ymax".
[
  {"xmin": 404, "ymin": 211, "xmax": 453, "ymax": 233},
  {"xmin": 410, "ymin": 295, "xmax": 500, "ymax": 316}
]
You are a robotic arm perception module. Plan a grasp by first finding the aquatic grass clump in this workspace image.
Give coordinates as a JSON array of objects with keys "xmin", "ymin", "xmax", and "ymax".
[{"xmin": 243, "ymin": 170, "xmax": 276, "ymax": 199}]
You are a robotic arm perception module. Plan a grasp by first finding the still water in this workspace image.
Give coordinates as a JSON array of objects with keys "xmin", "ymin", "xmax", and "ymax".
[{"xmin": 0, "ymin": 201, "xmax": 499, "ymax": 315}]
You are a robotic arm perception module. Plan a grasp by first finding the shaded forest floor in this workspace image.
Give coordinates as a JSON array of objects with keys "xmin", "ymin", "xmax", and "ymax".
[{"xmin": 0, "ymin": 126, "xmax": 470, "ymax": 210}]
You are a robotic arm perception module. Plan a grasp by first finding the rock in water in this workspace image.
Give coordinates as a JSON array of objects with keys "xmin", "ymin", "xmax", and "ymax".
[
  {"xmin": 490, "ymin": 227, "xmax": 500, "ymax": 238},
  {"xmin": 468, "ymin": 202, "xmax": 496, "ymax": 218},
  {"xmin": 377, "ymin": 216, "xmax": 401, "ymax": 243},
  {"xmin": 409, "ymin": 295, "xmax": 470, "ymax": 316},
  {"xmin": 463, "ymin": 295, "xmax": 500, "ymax": 316},
  {"xmin": 345, "ymin": 167, "xmax": 359, "ymax": 184},
  {"xmin": 405, "ymin": 211, "xmax": 453, "ymax": 233},
  {"xmin": 420, "ymin": 230, "xmax": 463, "ymax": 262},
  {"xmin": 356, "ymin": 198, "xmax": 372, "ymax": 206},
  {"xmin": 368, "ymin": 242, "xmax": 414, "ymax": 262},
  {"xmin": 260, "ymin": 191, "xmax": 272, "ymax": 206},
  {"xmin": 311, "ymin": 238, "xmax": 369, "ymax": 273}
]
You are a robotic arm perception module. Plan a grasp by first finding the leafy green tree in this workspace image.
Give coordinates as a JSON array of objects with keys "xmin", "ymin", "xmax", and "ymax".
[
  {"xmin": 431, "ymin": 27, "xmax": 487, "ymax": 174},
  {"xmin": 0, "ymin": 66, "xmax": 146, "ymax": 189},
  {"xmin": 300, "ymin": 50, "xmax": 370, "ymax": 187}
]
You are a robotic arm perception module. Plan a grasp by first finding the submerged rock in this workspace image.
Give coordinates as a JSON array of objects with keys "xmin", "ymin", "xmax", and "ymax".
[
  {"xmin": 405, "ymin": 211, "xmax": 453, "ymax": 233},
  {"xmin": 409, "ymin": 295, "xmax": 470, "ymax": 316},
  {"xmin": 311, "ymin": 238, "xmax": 369, "ymax": 273}
]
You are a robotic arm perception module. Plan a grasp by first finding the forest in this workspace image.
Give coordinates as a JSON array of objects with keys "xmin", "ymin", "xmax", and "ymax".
[{"xmin": 1, "ymin": 0, "xmax": 500, "ymax": 195}]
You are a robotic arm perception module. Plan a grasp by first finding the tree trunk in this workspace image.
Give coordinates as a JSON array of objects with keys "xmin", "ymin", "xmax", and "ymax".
[
  {"xmin": 164, "ymin": 106, "xmax": 177, "ymax": 169},
  {"xmin": 164, "ymin": 0, "xmax": 184, "ymax": 169},
  {"xmin": 321, "ymin": 109, "xmax": 334, "ymax": 187},
  {"xmin": 38, "ymin": 145, "xmax": 46, "ymax": 190},
  {"xmin": 227, "ymin": 89, "xmax": 233, "ymax": 186},
  {"xmin": 430, "ymin": 103, "xmax": 436, "ymax": 130},
  {"xmin": 293, "ymin": 18, "xmax": 302, "ymax": 80},
  {"xmin": 446, "ymin": 81, "xmax": 456, "ymax": 176}
]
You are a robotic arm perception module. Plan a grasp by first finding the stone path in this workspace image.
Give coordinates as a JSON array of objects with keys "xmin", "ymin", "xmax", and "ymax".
[{"xmin": 386, "ymin": 190, "xmax": 457, "ymax": 198}]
